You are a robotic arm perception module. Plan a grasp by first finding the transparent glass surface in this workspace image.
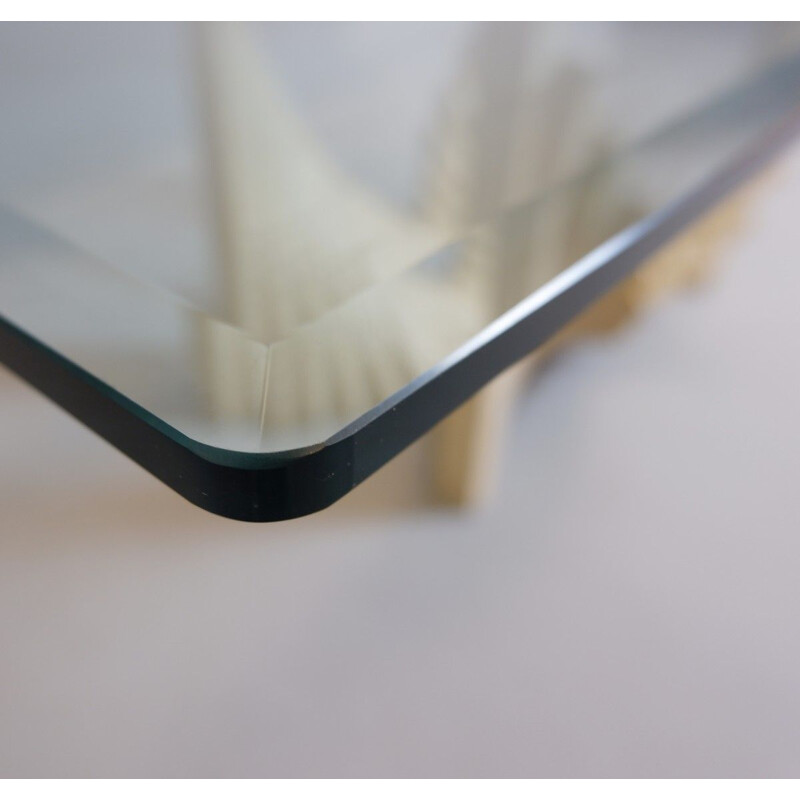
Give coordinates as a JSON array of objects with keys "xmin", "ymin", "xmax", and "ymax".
[{"xmin": 2, "ymin": 22, "xmax": 800, "ymax": 455}]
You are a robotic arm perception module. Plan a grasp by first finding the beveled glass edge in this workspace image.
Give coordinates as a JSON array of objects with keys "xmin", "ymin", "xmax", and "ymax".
[{"xmin": 2, "ymin": 53, "xmax": 800, "ymax": 519}]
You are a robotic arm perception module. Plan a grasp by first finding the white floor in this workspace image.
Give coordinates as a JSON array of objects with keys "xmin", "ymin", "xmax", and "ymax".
[{"xmin": 1, "ymin": 143, "xmax": 800, "ymax": 777}]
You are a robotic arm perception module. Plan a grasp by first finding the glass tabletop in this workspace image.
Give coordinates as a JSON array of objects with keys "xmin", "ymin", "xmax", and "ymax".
[{"xmin": 2, "ymin": 22, "xmax": 800, "ymax": 520}]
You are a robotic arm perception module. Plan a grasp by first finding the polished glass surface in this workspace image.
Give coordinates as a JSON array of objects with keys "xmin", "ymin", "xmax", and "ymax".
[{"xmin": 1, "ymin": 23, "xmax": 800, "ymax": 516}]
